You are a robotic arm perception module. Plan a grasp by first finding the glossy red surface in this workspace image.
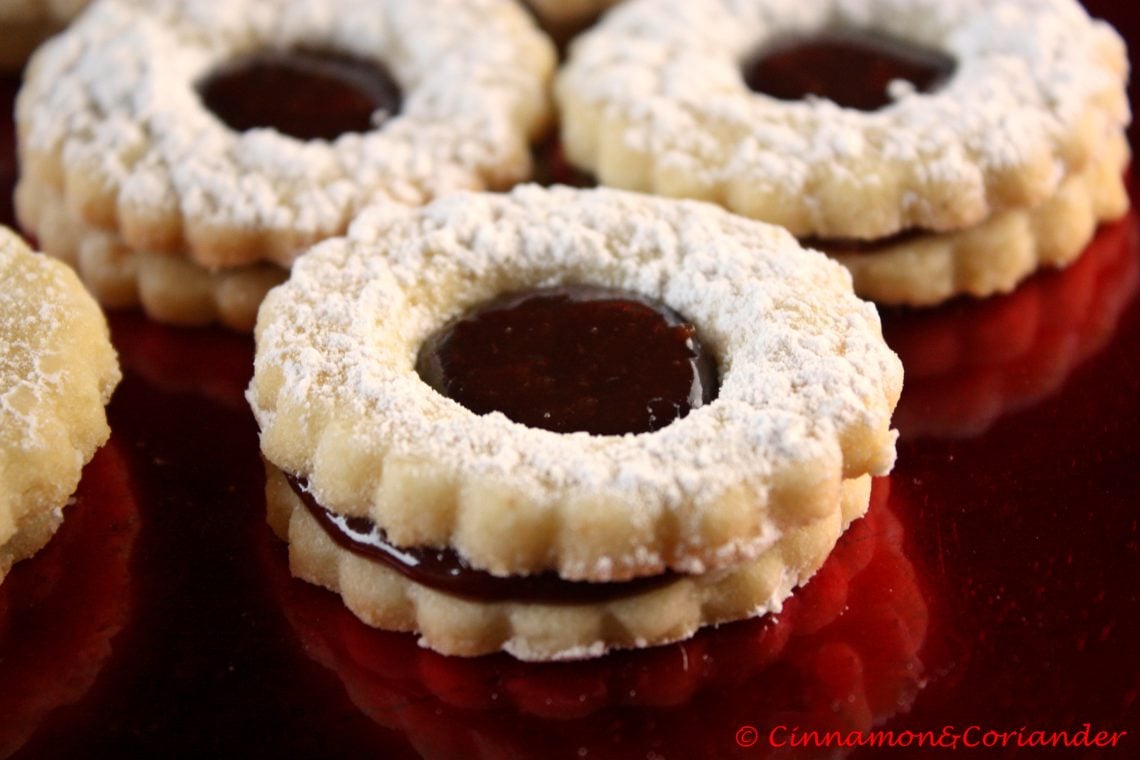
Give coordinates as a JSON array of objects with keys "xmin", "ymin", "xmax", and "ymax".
[{"xmin": 2, "ymin": 2, "xmax": 1138, "ymax": 757}]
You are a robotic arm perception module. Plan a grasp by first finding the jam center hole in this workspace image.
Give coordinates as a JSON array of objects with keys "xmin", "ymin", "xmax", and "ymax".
[
  {"xmin": 416, "ymin": 285, "xmax": 719, "ymax": 436},
  {"xmin": 743, "ymin": 29, "xmax": 956, "ymax": 112},
  {"xmin": 198, "ymin": 49, "xmax": 402, "ymax": 141}
]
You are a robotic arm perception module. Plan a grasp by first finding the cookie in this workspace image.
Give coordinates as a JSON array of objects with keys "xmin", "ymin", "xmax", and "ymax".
[
  {"xmin": 0, "ymin": 226, "xmax": 119, "ymax": 581},
  {"xmin": 556, "ymin": 0, "xmax": 1130, "ymax": 304},
  {"xmin": 16, "ymin": 0, "xmax": 555, "ymax": 329},
  {"xmin": 248, "ymin": 186, "xmax": 902, "ymax": 658},
  {"xmin": 17, "ymin": 174, "xmax": 287, "ymax": 332},
  {"xmin": 0, "ymin": 0, "xmax": 87, "ymax": 70}
]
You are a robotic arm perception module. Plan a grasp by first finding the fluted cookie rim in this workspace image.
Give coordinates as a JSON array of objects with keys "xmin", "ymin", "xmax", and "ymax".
[
  {"xmin": 16, "ymin": 0, "xmax": 556, "ymax": 270},
  {"xmin": 267, "ymin": 463, "xmax": 872, "ymax": 661},
  {"xmin": 0, "ymin": 227, "xmax": 120, "ymax": 581},
  {"xmin": 830, "ymin": 133, "xmax": 1132, "ymax": 305},
  {"xmin": 248, "ymin": 186, "xmax": 902, "ymax": 582},
  {"xmin": 556, "ymin": 0, "xmax": 1130, "ymax": 240},
  {"xmin": 15, "ymin": 174, "xmax": 287, "ymax": 332}
]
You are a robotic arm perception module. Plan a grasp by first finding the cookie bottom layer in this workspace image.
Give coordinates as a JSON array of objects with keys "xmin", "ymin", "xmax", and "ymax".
[
  {"xmin": 829, "ymin": 135, "xmax": 1130, "ymax": 306},
  {"xmin": 266, "ymin": 464, "xmax": 871, "ymax": 661},
  {"xmin": 15, "ymin": 177, "xmax": 286, "ymax": 332}
]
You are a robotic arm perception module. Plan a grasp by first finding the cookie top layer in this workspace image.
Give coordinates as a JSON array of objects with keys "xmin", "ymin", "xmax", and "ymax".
[
  {"xmin": 248, "ymin": 186, "xmax": 902, "ymax": 581},
  {"xmin": 556, "ymin": 0, "xmax": 1130, "ymax": 239},
  {"xmin": 17, "ymin": 0, "xmax": 555, "ymax": 269},
  {"xmin": 0, "ymin": 227, "xmax": 120, "ymax": 575}
]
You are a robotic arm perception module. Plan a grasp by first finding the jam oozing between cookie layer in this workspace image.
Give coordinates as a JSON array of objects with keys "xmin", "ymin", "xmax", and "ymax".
[
  {"xmin": 743, "ymin": 29, "xmax": 956, "ymax": 112},
  {"xmin": 416, "ymin": 285, "xmax": 718, "ymax": 436},
  {"xmin": 801, "ymin": 227, "xmax": 927, "ymax": 253},
  {"xmin": 286, "ymin": 474, "xmax": 678, "ymax": 604},
  {"xmin": 198, "ymin": 50, "xmax": 402, "ymax": 141}
]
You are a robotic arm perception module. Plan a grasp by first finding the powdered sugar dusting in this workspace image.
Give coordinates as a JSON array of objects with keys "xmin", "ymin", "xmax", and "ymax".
[
  {"xmin": 0, "ymin": 227, "xmax": 119, "ymax": 555},
  {"xmin": 557, "ymin": 0, "xmax": 1130, "ymax": 238},
  {"xmin": 18, "ymin": 0, "xmax": 555, "ymax": 267},
  {"xmin": 1, "ymin": 234, "xmax": 76, "ymax": 450}
]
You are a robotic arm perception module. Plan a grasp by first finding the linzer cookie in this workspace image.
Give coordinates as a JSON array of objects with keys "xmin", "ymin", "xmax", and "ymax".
[
  {"xmin": 0, "ymin": 0, "xmax": 88, "ymax": 70},
  {"xmin": 0, "ymin": 227, "xmax": 119, "ymax": 582},
  {"xmin": 247, "ymin": 186, "xmax": 903, "ymax": 660},
  {"xmin": 16, "ymin": 0, "xmax": 555, "ymax": 328},
  {"xmin": 556, "ymin": 0, "xmax": 1131, "ymax": 305}
]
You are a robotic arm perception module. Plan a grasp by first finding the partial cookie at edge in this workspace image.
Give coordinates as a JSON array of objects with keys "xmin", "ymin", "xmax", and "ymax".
[{"xmin": 0, "ymin": 226, "xmax": 120, "ymax": 580}]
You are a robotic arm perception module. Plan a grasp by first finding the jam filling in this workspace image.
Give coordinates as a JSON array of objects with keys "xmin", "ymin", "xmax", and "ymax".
[
  {"xmin": 294, "ymin": 286, "xmax": 720, "ymax": 603},
  {"xmin": 743, "ymin": 28, "xmax": 956, "ymax": 112},
  {"xmin": 416, "ymin": 285, "xmax": 718, "ymax": 436},
  {"xmin": 287, "ymin": 474, "xmax": 678, "ymax": 604},
  {"xmin": 198, "ymin": 49, "xmax": 402, "ymax": 141},
  {"xmin": 801, "ymin": 227, "xmax": 927, "ymax": 254}
]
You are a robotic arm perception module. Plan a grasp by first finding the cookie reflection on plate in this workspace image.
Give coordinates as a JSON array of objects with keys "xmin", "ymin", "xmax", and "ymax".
[
  {"xmin": 0, "ymin": 441, "xmax": 138, "ymax": 757},
  {"xmin": 884, "ymin": 210, "xmax": 1139, "ymax": 440},
  {"xmin": 108, "ymin": 313, "xmax": 254, "ymax": 410},
  {"xmin": 263, "ymin": 478, "xmax": 935, "ymax": 758}
]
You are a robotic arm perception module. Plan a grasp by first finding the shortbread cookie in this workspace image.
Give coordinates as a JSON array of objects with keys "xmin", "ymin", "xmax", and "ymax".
[
  {"xmin": 249, "ymin": 185, "xmax": 902, "ymax": 659},
  {"xmin": 556, "ymin": 0, "xmax": 1129, "ymax": 241},
  {"xmin": 886, "ymin": 210, "xmax": 1138, "ymax": 439},
  {"xmin": 0, "ymin": 0, "xmax": 87, "ymax": 70},
  {"xmin": 17, "ymin": 175, "xmax": 286, "ymax": 332},
  {"xmin": 17, "ymin": 0, "xmax": 555, "ymax": 270},
  {"xmin": 0, "ymin": 227, "xmax": 119, "ymax": 581},
  {"xmin": 827, "ymin": 134, "xmax": 1131, "ymax": 305}
]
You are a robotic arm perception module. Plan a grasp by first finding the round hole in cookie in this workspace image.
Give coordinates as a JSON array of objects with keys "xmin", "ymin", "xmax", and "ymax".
[
  {"xmin": 416, "ymin": 285, "xmax": 719, "ymax": 436},
  {"xmin": 197, "ymin": 49, "xmax": 402, "ymax": 141},
  {"xmin": 742, "ymin": 28, "xmax": 956, "ymax": 112}
]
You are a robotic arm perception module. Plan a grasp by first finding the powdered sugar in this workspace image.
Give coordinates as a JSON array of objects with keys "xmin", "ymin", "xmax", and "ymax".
[
  {"xmin": 556, "ymin": 0, "xmax": 1130, "ymax": 239},
  {"xmin": 18, "ymin": 0, "xmax": 555, "ymax": 268},
  {"xmin": 1, "ymin": 234, "xmax": 76, "ymax": 449},
  {"xmin": 249, "ymin": 186, "xmax": 902, "ymax": 579},
  {"xmin": 0, "ymin": 227, "xmax": 119, "ymax": 555}
]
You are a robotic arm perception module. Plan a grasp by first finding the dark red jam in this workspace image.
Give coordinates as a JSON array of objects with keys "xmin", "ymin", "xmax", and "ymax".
[
  {"xmin": 743, "ymin": 29, "xmax": 956, "ymax": 112},
  {"xmin": 416, "ymin": 285, "xmax": 718, "ymax": 436},
  {"xmin": 286, "ymin": 474, "xmax": 677, "ymax": 604},
  {"xmin": 198, "ymin": 49, "xmax": 402, "ymax": 141},
  {"xmin": 801, "ymin": 227, "xmax": 927, "ymax": 253}
]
